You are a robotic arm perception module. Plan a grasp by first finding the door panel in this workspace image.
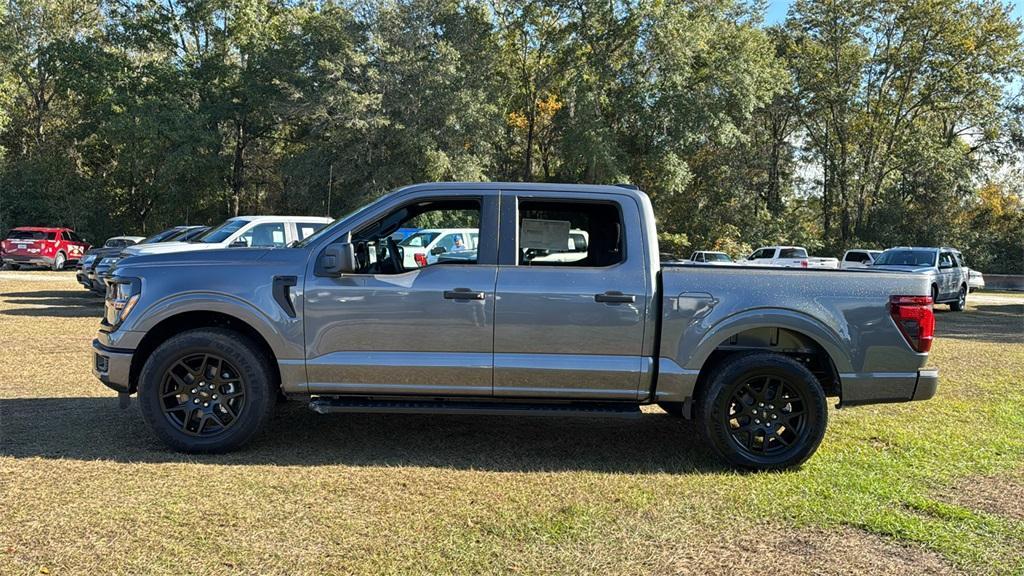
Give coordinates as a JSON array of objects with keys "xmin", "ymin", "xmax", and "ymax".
[
  {"xmin": 303, "ymin": 191, "xmax": 499, "ymax": 396},
  {"xmin": 492, "ymin": 192, "xmax": 649, "ymax": 400}
]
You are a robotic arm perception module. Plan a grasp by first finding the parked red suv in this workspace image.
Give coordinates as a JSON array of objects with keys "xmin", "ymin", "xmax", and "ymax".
[{"xmin": 1, "ymin": 227, "xmax": 90, "ymax": 270}]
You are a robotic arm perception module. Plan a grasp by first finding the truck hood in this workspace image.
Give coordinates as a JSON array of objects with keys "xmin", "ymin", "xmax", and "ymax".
[
  {"xmin": 869, "ymin": 265, "xmax": 935, "ymax": 274},
  {"xmin": 121, "ymin": 241, "xmax": 226, "ymax": 256},
  {"xmin": 117, "ymin": 247, "xmax": 272, "ymax": 269}
]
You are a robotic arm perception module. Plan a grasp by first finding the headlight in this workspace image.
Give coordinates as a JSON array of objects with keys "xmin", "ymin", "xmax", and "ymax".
[
  {"xmin": 99, "ymin": 256, "xmax": 119, "ymax": 266},
  {"xmin": 104, "ymin": 276, "xmax": 141, "ymax": 328},
  {"xmin": 82, "ymin": 255, "xmax": 97, "ymax": 266}
]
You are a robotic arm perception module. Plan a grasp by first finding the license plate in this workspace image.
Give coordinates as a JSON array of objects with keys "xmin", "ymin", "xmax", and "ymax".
[{"xmin": 17, "ymin": 244, "xmax": 26, "ymax": 249}]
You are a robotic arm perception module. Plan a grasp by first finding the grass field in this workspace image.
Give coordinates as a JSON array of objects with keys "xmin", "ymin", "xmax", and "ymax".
[{"xmin": 1, "ymin": 271, "xmax": 1022, "ymax": 575}]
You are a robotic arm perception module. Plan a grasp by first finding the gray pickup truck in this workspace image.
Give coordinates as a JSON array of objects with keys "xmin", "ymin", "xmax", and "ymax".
[{"xmin": 92, "ymin": 183, "xmax": 938, "ymax": 470}]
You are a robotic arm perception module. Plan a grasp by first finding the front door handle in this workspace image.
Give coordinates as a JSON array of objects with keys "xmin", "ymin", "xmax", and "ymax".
[
  {"xmin": 444, "ymin": 288, "xmax": 485, "ymax": 300},
  {"xmin": 595, "ymin": 291, "xmax": 636, "ymax": 304}
]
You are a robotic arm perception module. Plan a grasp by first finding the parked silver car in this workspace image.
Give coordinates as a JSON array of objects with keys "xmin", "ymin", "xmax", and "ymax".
[{"xmin": 870, "ymin": 247, "xmax": 969, "ymax": 310}]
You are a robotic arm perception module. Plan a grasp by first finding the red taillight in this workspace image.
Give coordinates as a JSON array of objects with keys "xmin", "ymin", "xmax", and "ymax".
[
  {"xmin": 414, "ymin": 253, "xmax": 428, "ymax": 268},
  {"xmin": 890, "ymin": 295, "xmax": 935, "ymax": 353},
  {"xmin": 800, "ymin": 260, "xmax": 809, "ymax": 268}
]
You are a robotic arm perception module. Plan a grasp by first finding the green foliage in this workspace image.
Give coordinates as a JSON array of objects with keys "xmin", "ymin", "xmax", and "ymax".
[{"xmin": 0, "ymin": 0, "xmax": 1020, "ymax": 271}]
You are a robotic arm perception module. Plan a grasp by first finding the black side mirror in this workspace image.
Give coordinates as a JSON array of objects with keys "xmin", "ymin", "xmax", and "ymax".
[
  {"xmin": 318, "ymin": 242, "xmax": 357, "ymax": 276},
  {"xmin": 229, "ymin": 238, "xmax": 248, "ymax": 248},
  {"xmin": 430, "ymin": 246, "xmax": 447, "ymax": 256}
]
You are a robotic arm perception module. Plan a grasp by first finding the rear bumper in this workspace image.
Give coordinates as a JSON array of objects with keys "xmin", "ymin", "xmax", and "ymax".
[
  {"xmin": 92, "ymin": 339, "xmax": 134, "ymax": 394},
  {"xmin": 839, "ymin": 369, "xmax": 938, "ymax": 407},
  {"xmin": 2, "ymin": 254, "xmax": 55, "ymax": 266}
]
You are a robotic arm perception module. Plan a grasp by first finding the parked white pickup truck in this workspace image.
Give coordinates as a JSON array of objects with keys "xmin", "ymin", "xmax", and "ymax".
[{"xmin": 743, "ymin": 246, "xmax": 839, "ymax": 269}]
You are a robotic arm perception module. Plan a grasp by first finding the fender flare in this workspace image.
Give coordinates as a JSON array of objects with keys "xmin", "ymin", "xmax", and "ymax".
[{"xmin": 686, "ymin": 307, "xmax": 854, "ymax": 375}]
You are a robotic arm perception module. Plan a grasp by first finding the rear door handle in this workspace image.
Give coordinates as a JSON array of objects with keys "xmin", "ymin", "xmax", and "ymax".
[
  {"xmin": 444, "ymin": 288, "xmax": 485, "ymax": 300},
  {"xmin": 595, "ymin": 291, "xmax": 636, "ymax": 304}
]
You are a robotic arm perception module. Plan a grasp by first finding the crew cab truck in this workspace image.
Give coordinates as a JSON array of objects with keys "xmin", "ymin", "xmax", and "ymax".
[{"xmin": 92, "ymin": 183, "xmax": 938, "ymax": 470}]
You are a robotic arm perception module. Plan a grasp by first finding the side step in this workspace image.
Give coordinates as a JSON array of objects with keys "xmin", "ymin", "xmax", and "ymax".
[{"xmin": 308, "ymin": 398, "xmax": 642, "ymax": 419}]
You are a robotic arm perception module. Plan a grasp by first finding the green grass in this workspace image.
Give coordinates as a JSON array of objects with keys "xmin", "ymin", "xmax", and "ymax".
[{"xmin": 1, "ymin": 273, "xmax": 1022, "ymax": 574}]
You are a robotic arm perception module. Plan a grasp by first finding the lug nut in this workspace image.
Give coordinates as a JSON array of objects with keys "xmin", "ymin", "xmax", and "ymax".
[
  {"xmin": 193, "ymin": 399, "xmax": 200, "ymax": 404},
  {"xmin": 755, "ymin": 419, "xmax": 761, "ymax": 424},
  {"xmin": 203, "ymin": 402, "xmax": 209, "ymax": 407},
  {"xmin": 212, "ymin": 394, "xmax": 218, "ymax": 400},
  {"xmin": 191, "ymin": 388, "xmax": 197, "ymax": 394}
]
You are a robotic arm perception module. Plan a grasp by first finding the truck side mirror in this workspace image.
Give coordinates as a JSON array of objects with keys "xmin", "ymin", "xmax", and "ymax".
[
  {"xmin": 430, "ymin": 246, "xmax": 447, "ymax": 256},
  {"xmin": 229, "ymin": 238, "xmax": 248, "ymax": 248},
  {"xmin": 318, "ymin": 242, "xmax": 357, "ymax": 276}
]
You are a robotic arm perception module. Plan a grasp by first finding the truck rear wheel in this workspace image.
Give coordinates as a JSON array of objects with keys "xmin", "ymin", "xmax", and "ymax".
[
  {"xmin": 138, "ymin": 328, "xmax": 276, "ymax": 453},
  {"xmin": 698, "ymin": 352, "xmax": 827, "ymax": 471}
]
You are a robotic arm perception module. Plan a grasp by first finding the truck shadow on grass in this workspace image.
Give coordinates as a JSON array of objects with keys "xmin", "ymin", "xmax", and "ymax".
[
  {"xmin": 934, "ymin": 303, "xmax": 1023, "ymax": 344},
  {"xmin": 0, "ymin": 397, "xmax": 726, "ymax": 473},
  {"xmin": 0, "ymin": 289, "xmax": 103, "ymax": 318}
]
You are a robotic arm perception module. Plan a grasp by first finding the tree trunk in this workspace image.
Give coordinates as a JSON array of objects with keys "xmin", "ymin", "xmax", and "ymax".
[{"xmin": 231, "ymin": 122, "xmax": 246, "ymax": 217}]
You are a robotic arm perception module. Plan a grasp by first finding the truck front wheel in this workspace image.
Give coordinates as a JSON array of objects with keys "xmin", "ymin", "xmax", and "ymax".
[
  {"xmin": 138, "ymin": 328, "xmax": 276, "ymax": 453},
  {"xmin": 698, "ymin": 352, "xmax": 827, "ymax": 471},
  {"xmin": 51, "ymin": 252, "xmax": 66, "ymax": 271}
]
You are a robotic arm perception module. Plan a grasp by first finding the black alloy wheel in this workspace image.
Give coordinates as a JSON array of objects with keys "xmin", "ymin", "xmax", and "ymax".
[{"xmin": 159, "ymin": 353, "xmax": 246, "ymax": 437}]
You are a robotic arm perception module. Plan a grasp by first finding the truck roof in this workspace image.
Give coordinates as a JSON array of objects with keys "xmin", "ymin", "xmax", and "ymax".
[{"xmin": 395, "ymin": 182, "xmax": 647, "ymax": 197}]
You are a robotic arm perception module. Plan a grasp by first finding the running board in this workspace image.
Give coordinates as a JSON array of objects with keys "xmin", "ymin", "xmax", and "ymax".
[{"xmin": 308, "ymin": 398, "xmax": 642, "ymax": 418}]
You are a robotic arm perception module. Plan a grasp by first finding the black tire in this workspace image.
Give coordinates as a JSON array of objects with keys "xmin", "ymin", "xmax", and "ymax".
[
  {"xmin": 657, "ymin": 401, "xmax": 685, "ymax": 417},
  {"xmin": 138, "ymin": 328, "xmax": 276, "ymax": 453},
  {"xmin": 51, "ymin": 252, "xmax": 66, "ymax": 271},
  {"xmin": 3, "ymin": 263, "xmax": 19, "ymax": 270},
  {"xmin": 949, "ymin": 285, "xmax": 966, "ymax": 312},
  {"xmin": 698, "ymin": 352, "xmax": 828, "ymax": 471},
  {"xmin": 931, "ymin": 284, "xmax": 939, "ymax": 303}
]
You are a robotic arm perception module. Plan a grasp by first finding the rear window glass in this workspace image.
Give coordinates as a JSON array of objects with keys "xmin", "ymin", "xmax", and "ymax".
[
  {"xmin": 779, "ymin": 248, "xmax": 807, "ymax": 259},
  {"xmin": 6, "ymin": 230, "xmax": 55, "ymax": 240}
]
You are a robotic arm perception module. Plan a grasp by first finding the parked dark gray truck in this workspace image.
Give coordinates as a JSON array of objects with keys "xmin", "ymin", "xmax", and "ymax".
[{"xmin": 92, "ymin": 183, "xmax": 938, "ymax": 469}]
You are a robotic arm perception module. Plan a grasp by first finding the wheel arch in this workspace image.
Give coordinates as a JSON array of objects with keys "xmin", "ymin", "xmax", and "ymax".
[
  {"xmin": 128, "ymin": 310, "xmax": 281, "ymax": 394},
  {"xmin": 682, "ymin": 310, "xmax": 849, "ymax": 415}
]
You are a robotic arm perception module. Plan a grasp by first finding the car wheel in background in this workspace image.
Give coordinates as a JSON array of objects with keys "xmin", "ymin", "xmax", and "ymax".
[
  {"xmin": 51, "ymin": 252, "xmax": 66, "ymax": 271},
  {"xmin": 138, "ymin": 328, "xmax": 276, "ymax": 453},
  {"xmin": 950, "ymin": 286, "xmax": 966, "ymax": 312},
  {"xmin": 698, "ymin": 352, "xmax": 828, "ymax": 471},
  {"xmin": 3, "ymin": 263, "xmax": 19, "ymax": 270}
]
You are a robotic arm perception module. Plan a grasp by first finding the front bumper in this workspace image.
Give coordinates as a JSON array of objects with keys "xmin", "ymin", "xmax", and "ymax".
[
  {"xmin": 839, "ymin": 369, "xmax": 939, "ymax": 407},
  {"xmin": 92, "ymin": 339, "xmax": 134, "ymax": 394}
]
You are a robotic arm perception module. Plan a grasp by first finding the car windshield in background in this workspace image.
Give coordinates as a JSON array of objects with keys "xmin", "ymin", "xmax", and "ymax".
[
  {"xmin": 875, "ymin": 250, "xmax": 936, "ymax": 267},
  {"xmin": 178, "ymin": 227, "xmax": 208, "ymax": 241},
  {"xmin": 140, "ymin": 228, "xmax": 183, "ymax": 244},
  {"xmin": 707, "ymin": 253, "xmax": 731, "ymax": 262},
  {"xmin": 7, "ymin": 230, "xmax": 54, "ymax": 240},
  {"xmin": 194, "ymin": 220, "xmax": 248, "ymax": 243},
  {"xmin": 399, "ymin": 232, "xmax": 440, "ymax": 247}
]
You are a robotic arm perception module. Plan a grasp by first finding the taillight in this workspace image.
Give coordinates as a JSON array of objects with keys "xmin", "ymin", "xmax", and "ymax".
[
  {"xmin": 890, "ymin": 295, "xmax": 935, "ymax": 353},
  {"xmin": 800, "ymin": 260, "xmax": 809, "ymax": 268},
  {"xmin": 414, "ymin": 253, "xmax": 428, "ymax": 268}
]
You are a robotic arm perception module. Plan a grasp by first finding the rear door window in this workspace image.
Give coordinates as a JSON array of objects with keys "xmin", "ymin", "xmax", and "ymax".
[{"xmin": 517, "ymin": 200, "xmax": 619, "ymax": 267}]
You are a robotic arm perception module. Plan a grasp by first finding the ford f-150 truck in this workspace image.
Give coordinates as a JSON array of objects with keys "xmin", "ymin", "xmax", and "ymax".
[{"xmin": 91, "ymin": 183, "xmax": 938, "ymax": 470}]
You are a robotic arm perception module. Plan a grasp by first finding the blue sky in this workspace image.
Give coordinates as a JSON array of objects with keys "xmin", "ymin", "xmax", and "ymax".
[{"xmin": 762, "ymin": 0, "xmax": 1024, "ymax": 26}]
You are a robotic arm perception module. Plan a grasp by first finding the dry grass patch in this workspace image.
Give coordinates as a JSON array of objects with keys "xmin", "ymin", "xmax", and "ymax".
[{"xmin": 941, "ymin": 470, "xmax": 1024, "ymax": 522}]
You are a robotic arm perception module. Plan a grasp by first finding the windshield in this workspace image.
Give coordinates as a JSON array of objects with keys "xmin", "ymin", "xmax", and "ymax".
[
  {"xmin": 140, "ymin": 228, "xmax": 183, "ymax": 244},
  {"xmin": 293, "ymin": 201, "xmax": 384, "ymax": 248},
  {"xmin": 399, "ymin": 231, "xmax": 440, "ymax": 247},
  {"xmin": 874, "ymin": 249, "xmax": 936, "ymax": 267},
  {"xmin": 708, "ymin": 253, "xmax": 731, "ymax": 262},
  {"xmin": 178, "ymin": 227, "xmax": 208, "ymax": 241},
  {"xmin": 194, "ymin": 220, "xmax": 248, "ymax": 243}
]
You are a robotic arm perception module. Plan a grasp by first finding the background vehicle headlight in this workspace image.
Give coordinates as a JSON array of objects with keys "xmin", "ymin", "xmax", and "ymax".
[{"xmin": 104, "ymin": 277, "xmax": 141, "ymax": 328}]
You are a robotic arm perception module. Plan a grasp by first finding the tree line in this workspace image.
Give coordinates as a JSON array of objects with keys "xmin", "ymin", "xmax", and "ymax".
[{"xmin": 1, "ymin": 0, "xmax": 1022, "ymax": 272}]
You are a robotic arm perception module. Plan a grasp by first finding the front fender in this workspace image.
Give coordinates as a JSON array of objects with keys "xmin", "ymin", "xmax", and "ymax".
[{"xmin": 126, "ymin": 291, "xmax": 304, "ymax": 361}]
